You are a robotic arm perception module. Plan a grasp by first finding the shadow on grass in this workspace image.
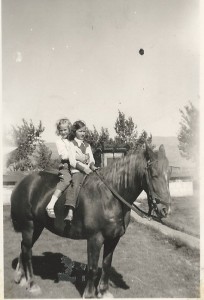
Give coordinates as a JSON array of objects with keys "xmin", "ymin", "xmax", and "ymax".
[{"xmin": 12, "ymin": 252, "xmax": 129, "ymax": 297}]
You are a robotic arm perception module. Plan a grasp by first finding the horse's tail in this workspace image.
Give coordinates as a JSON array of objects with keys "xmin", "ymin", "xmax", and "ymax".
[
  {"xmin": 10, "ymin": 187, "xmax": 28, "ymax": 233},
  {"xmin": 10, "ymin": 175, "xmax": 35, "ymax": 233},
  {"xmin": 11, "ymin": 215, "xmax": 24, "ymax": 232},
  {"xmin": 10, "ymin": 171, "xmax": 59, "ymax": 233}
]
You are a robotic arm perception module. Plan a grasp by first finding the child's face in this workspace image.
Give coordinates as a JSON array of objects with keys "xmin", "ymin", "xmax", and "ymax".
[
  {"xmin": 76, "ymin": 126, "xmax": 86, "ymax": 141},
  {"xmin": 59, "ymin": 124, "xmax": 69, "ymax": 138}
]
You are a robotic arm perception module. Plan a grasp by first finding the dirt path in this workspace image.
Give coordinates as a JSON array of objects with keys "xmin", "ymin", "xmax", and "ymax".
[{"xmin": 4, "ymin": 206, "xmax": 199, "ymax": 298}]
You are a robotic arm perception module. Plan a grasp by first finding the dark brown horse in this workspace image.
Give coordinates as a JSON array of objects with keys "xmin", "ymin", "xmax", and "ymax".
[{"xmin": 10, "ymin": 144, "xmax": 171, "ymax": 298}]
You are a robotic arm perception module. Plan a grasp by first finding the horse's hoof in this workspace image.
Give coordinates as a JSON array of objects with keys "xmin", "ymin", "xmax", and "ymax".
[
  {"xmin": 14, "ymin": 262, "xmax": 24, "ymax": 284},
  {"xmin": 19, "ymin": 276, "xmax": 27, "ymax": 287},
  {"xmin": 97, "ymin": 291, "xmax": 114, "ymax": 298},
  {"xmin": 82, "ymin": 292, "xmax": 96, "ymax": 298},
  {"xmin": 14, "ymin": 271, "xmax": 23, "ymax": 284},
  {"xmin": 28, "ymin": 283, "xmax": 41, "ymax": 295},
  {"xmin": 82, "ymin": 294, "xmax": 94, "ymax": 299},
  {"xmin": 97, "ymin": 292, "xmax": 102, "ymax": 298}
]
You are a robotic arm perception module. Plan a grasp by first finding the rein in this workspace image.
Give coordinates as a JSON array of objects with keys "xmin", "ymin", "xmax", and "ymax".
[
  {"xmin": 94, "ymin": 170, "xmax": 149, "ymax": 218},
  {"xmin": 145, "ymin": 160, "xmax": 170, "ymax": 206},
  {"xmin": 94, "ymin": 157, "xmax": 169, "ymax": 218}
]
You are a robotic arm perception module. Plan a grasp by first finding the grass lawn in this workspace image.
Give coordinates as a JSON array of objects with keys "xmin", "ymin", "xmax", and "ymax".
[{"xmin": 136, "ymin": 195, "xmax": 199, "ymax": 238}]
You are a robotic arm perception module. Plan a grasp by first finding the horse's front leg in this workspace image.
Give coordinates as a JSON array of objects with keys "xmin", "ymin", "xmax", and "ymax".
[
  {"xmin": 147, "ymin": 196, "xmax": 153, "ymax": 219},
  {"xmin": 83, "ymin": 233, "xmax": 104, "ymax": 299},
  {"xmin": 97, "ymin": 236, "xmax": 120, "ymax": 298}
]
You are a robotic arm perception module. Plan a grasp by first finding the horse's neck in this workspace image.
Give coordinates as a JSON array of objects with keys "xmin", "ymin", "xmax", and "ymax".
[
  {"xmin": 117, "ymin": 173, "xmax": 144, "ymax": 203},
  {"xmin": 104, "ymin": 159, "xmax": 145, "ymax": 204}
]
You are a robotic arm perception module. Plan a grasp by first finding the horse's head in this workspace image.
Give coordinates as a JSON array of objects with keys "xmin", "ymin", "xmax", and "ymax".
[{"xmin": 143, "ymin": 144, "xmax": 171, "ymax": 218}]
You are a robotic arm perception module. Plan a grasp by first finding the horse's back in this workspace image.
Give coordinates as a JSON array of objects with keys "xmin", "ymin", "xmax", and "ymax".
[
  {"xmin": 10, "ymin": 171, "xmax": 59, "ymax": 231},
  {"xmin": 11, "ymin": 171, "xmax": 58, "ymax": 203},
  {"xmin": 10, "ymin": 170, "xmax": 126, "ymax": 239}
]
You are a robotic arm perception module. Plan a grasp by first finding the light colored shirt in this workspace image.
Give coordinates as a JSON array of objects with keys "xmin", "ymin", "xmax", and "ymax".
[
  {"xmin": 55, "ymin": 137, "xmax": 71, "ymax": 160},
  {"xmin": 69, "ymin": 137, "xmax": 95, "ymax": 174}
]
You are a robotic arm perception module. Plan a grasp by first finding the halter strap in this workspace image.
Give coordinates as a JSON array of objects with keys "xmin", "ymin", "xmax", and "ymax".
[
  {"xmin": 94, "ymin": 158, "xmax": 169, "ymax": 219},
  {"xmin": 145, "ymin": 160, "xmax": 170, "ymax": 207},
  {"xmin": 94, "ymin": 170, "xmax": 147, "ymax": 218}
]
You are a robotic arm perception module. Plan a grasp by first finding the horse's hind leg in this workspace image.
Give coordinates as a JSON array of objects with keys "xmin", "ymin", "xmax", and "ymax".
[
  {"xmin": 83, "ymin": 233, "xmax": 104, "ymax": 299},
  {"xmin": 14, "ymin": 253, "xmax": 26, "ymax": 286},
  {"xmin": 97, "ymin": 237, "xmax": 120, "ymax": 298},
  {"xmin": 15, "ymin": 221, "xmax": 44, "ymax": 295}
]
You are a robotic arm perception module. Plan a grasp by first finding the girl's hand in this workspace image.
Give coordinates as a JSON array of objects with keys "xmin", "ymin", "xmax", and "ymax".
[
  {"xmin": 85, "ymin": 153, "xmax": 90, "ymax": 162},
  {"xmin": 76, "ymin": 153, "xmax": 88, "ymax": 163},
  {"xmin": 90, "ymin": 165, "xmax": 99, "ymax": 171},
  {"xmin": 84, "ymin": 167, "xmax": 93, "ymax": 175}
]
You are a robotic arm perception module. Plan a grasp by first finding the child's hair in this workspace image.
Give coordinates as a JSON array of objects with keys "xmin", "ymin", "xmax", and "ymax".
[
  {"xmin": 68, "ymin": 120, "xmax": 86, "ymax": 140},
  {"xmin": 56, "ymin": 118, "xmax": 72, "ymax": 136}
]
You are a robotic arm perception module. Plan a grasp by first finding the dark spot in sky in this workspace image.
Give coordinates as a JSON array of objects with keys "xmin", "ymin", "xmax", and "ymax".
[{"xmin": 139, "ymin": 49, "xmax": 144, "ymax": 55}]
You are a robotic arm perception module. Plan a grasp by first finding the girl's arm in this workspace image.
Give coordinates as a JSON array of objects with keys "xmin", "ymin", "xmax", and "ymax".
[
  {"xmin": 69, "ymin": 143, "xmax": 92, "ymax": 174},
  {"xmin": 56, "ymin": 139, "xmax": 70, "ymax": 160},
  {"xmin": 87, "ymin": 145, "xmax": 97, "ymax": 171},
  {"xmin": 75, "ymin": 148, "xmax": 88, "ymax": 163},
  {"xmin": 56, "ymin": 139, "xmax": 87, "ymax": 162}
]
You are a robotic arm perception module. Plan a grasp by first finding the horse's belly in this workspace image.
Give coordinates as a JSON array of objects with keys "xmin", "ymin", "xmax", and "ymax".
[{"xmin": 102, "ymin": 220, "xmax": 125, "ymax": 238}]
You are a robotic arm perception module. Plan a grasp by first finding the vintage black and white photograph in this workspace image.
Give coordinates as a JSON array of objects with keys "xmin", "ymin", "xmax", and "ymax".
[{"xmin": 2, "ymin": 0, "xmax": 200, "ymax": 298}]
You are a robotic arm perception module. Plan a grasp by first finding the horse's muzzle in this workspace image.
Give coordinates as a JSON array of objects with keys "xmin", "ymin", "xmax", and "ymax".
[
  {"xmin": 157, "ymin": 203, "xmax": 168, "ymax": 218},
  {"xmin": 160, "ymin": 207, "xmax": 168, "ymax": 218}
]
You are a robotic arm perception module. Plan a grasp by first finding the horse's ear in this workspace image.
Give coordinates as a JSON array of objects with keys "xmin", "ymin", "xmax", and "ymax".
[
  {"xmin": 142, "ymin": 142, "xmax": 146, "ymax": 150},
  {"xmin": 158, "ymin": 144, "xmax": 166, "ymax": 157},
  {"xmin": 144, "ymin": 142, "xmax": 154, "ymax": 161}
]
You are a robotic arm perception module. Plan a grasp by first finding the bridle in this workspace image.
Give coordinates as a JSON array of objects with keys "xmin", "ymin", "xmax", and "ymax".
[
  {"xmin": 145, "ymin": 159, "xmax": 170, "ymax": 216},
  {"xmin": 94, "ymin": 157, "xmax": 170, "ymax": 218}
]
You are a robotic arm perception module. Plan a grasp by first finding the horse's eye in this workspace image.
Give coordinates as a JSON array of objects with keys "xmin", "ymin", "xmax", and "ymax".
[
  {"xmin": 152, "ymin": 174, "xmax": 158, "ymax": 179},
  {"xmin": 150, "ymin": 169, "xmax": 158, "ymax": 178}
]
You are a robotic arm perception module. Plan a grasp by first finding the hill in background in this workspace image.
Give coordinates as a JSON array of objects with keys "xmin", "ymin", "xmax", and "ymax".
[{"xmin": 152, "ymin": 136, "xmax": 194, "ymax": 168}]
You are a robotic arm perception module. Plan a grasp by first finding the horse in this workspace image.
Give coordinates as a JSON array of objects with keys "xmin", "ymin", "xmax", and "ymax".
[{"xmin": 10, "ymin": 143, "xmax": 171, "ymax": 298}]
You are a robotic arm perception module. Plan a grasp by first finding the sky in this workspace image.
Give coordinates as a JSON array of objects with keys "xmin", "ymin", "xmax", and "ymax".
[{"xmin": 2, "ymin": 0, "xmax": 199, "ymax": 144}]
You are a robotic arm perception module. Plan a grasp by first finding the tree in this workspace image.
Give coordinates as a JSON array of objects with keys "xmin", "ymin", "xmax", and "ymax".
[
  {"xmin": 135, "ymin": 130, "xmax": 155, "ymax": 150},
  {"xmin": 7, "ymin": 119, "xmax": 45, "ymax": 171},
  {"xmin": 114, "ymin": 110, "xmax": 137, "ymax": 149},
  {"xmin": 86, "ymin": 126, "xmax": 111, "ymax": 152},
  {"xmin": 178, "ymin": 102, "xmax": 199, "ymax": 162},
  {"xmin": 85, "ymin": 126, "xmax": 113, "ymax": 167},
  {"xmin": 34, "ymin": 143, "xmax": 52, "ymax": 170}
]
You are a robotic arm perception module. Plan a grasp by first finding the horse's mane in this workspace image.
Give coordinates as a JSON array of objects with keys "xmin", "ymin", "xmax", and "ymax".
[
  {"xmin": 39, "ymin": 148, "xmax": 167, "ymax": 193},
  {"xmin": 99, "ymin": 148, "xmax": 147, "ymax": 190}
]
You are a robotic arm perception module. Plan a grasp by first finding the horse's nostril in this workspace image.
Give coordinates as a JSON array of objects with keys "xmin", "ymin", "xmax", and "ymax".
[{"xmin": 161, "ymin": 208, "xmax": 167, "ymax": 217}]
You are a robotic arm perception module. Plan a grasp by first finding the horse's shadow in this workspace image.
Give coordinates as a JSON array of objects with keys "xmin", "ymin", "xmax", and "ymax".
[{"xmin": 12, "ymin": 252, "xmax": 129, "ymax": 296}]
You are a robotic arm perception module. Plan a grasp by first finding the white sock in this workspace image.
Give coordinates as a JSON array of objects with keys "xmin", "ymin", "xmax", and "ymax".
[
  {"xmin": 47, "ymin": 195, "xmax": 58, "ymax": 209},
  {"xmin": 68, "ymin": 209, "xmax": 73, "ymax": 216}
]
